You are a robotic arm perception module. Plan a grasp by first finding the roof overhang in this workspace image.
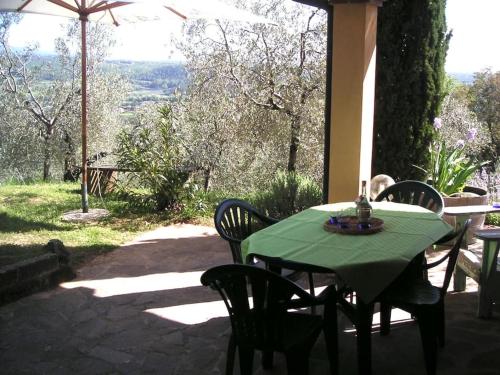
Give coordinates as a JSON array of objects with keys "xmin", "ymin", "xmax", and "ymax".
[{"xmin": 292, "ymin": 0, "xmax": 386, "ymax": 9}]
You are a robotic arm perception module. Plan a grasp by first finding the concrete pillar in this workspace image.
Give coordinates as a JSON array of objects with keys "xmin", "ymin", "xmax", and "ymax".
[{"xmin": 327, "ymin": 3, "xmax": 379, "ymax": 203}]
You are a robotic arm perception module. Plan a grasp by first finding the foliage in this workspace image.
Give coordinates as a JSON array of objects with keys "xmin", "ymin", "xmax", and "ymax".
[
  {"xmin": 0, "ymin": 14, "xmax": 128, "ymax": 182},
  {"xmin": 175, "ymin": 0, "xmax": 326, "ymax": 192},
  {"xmin": 373, "ymin": 0, "xmax": 450, "ymax": 181},
  {"xmin": 415, "ymin": 118, "xmax": 488, "ymax": 196},
  {"xmin": 439, "ymin": 93, "xmax": 491, "ymax": 156},
  {"xmin": 177, "ymin": 187, "xmax": 236, "ymax": 224},
  {"xmin": 485, "ymin": 213, "xmax": 500, "ymax": 227},
  {"xmin": 116, "ymin": 104, "xmax": 189, "ymax": 211},
  {"xmin": 251, "ymin": 170, "xmax": 322, "ymax": 220},
  {"xmin": 468, "ymin": 69, "xmax": 500, "ymax": 162},
  {"xmin": 431, "ymin": 77, "xmax": 497, "ymax": 194}
]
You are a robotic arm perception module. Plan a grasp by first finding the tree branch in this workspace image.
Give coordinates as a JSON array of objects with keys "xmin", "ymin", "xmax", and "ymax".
[{"xmin": 217, "ymin": 20, "xmax": 282, "ymax": 111}]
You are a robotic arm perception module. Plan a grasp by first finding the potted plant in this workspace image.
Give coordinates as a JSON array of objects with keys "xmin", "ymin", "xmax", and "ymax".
[{"xmin": 415, "ymin": 117, "xmax": 489, "ymax": 243}]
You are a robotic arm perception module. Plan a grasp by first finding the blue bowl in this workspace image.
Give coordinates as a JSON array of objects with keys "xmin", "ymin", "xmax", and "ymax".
[
  {"xmin": 358, "ymin": 223, "xmax": 371, "ymax": 230},
  {"xmin": 329, "ymin": 216, "xmax": 338, "ymax": 225}
]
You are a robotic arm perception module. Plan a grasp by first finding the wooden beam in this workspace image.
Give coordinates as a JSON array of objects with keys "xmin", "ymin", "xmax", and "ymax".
[
  {"xmin": 330, "ymin": 0, "xmax": 384, "ymax": 5},
  {"xmin": 291, "ymin": 0, "xmax": 330, "ymax": 10},
  {"xmin": 292, "ymin": 0, "xmax": 386, "ymax": 8}
]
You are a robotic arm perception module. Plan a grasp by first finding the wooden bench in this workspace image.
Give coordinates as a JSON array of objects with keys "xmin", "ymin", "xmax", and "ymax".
[
  {"xmin": 455, "ymin": 229, "xmax": 500, "ymax": 318},
  {"xmin": 87, "ymin": 166, "xmax": 131, "ymax": 195}
]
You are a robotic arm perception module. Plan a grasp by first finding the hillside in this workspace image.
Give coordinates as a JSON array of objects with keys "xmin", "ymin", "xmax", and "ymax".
[
  {"xmin": 27, "ymin": 54, "xmax": 188, "ymax": 110},
  {"xmin": 448, "ymin": 72, "xmax": 474, "ymax": 84},
  {"xmin": 104, "ymin": 60, "xmax": 187, "ymax": 110}
]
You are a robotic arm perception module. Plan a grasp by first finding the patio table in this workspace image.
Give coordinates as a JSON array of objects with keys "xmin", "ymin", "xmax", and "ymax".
[{"xmin": 241, "ymin": 201, "xmax": 452, "ymax": 374}]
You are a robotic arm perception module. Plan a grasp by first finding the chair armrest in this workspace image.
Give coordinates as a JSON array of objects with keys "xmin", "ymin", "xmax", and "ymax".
[
  {"xmin": 425, "ymin": 230, "xmax": 460, "ymax": 269},
  {"xmin": 424, "ymin": 253, "xmax": 451, "ymax": 270},
  {"xmin": 287, "ymin": 284, "xmax": 338, "ymax": 309},
  {"xmin": 434, "ymin": 230, "xmax": 458, "ymax": 246},
  {"xmin": 251, "ymin": 253, "xmax": 332, "ymax": 274},
  {"xmin": 256, "ymin": 212, "xmax": 279, "ymax": 226}
]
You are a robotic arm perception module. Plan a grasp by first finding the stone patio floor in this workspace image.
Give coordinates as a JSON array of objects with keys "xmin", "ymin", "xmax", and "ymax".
[{"xmin": 1, "ymin": 224, "xmax": 500, "ymax": 374}]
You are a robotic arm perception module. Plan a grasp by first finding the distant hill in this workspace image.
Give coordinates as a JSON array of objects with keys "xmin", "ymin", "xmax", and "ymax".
[
  {"xmin": 27, "ymin": 54, "xmax": 188, "ymax": 111},
  {"xmin": 105, "ymin": 59, "xmax": 187, "ymax": 92},
  {"xmin": 448, "ymin": 72, "xmax": 474, "ymax": 84},
  {"xmin": 104, "ymin": 60, "xmax": 188, "ymax": 111}
]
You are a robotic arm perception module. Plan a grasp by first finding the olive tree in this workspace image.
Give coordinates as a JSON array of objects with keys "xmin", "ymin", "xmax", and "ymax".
[
  {"xmin": 0, "ymin": 14, "xmax": 128, "ymax": 181},
  {"xmin": 176, "ymin": 0, "xmax": 327, "ymax": 191},
  {"xmin": 468, "ymin": 69, "xmax": 500, "ymax": 162}
]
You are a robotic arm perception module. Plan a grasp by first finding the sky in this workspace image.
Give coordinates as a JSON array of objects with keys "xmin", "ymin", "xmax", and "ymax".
[
  {"xmin": 445, "ymin": 0, "xmax": 500, "ymax": 73},
  {"xmin": 8, "ymin": 11, "xmax": 187, "ymax": 62},
  {"xmin": 6, "ymin": 0, "xmax": 500, "ymax": 73}
]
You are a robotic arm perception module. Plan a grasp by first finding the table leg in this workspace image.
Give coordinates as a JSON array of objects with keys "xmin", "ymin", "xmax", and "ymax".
[
  {"xmin": 355, "ymin": 300, "xmax": 374, "ymax": 375},
  {"xmin": 453, "ymin": 266, "xmax": 467, "ymax": 292},
  {"xmin": 452, "ymin": 215, "xmax": 470, "ymax": 292},
  {"xmin": 477, "ymin": 239, "xmax": 497, "ymax": 318}
]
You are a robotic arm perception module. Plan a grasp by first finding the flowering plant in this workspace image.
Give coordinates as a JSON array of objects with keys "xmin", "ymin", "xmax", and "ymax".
[{"xmin": 415, "ymin": 118, "xmax": 488, "ymax": 196}]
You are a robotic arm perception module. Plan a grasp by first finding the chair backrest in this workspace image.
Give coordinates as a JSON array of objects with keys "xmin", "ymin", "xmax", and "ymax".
[
  {"xmin": 440, "ymin": 219, "xmax": 471, "ymax": 295},
  {"xmin": 252, "ymin": 253, "xmax": 333, "ymax": 274},
  {"xmin": 375, "ymin": 180, "xmax": 444, "ymax": 216},
  {"xmin": 214, "ymin": 199, "xmax": 278, "ymax": 263},
  {"xmin": 200, "ymin": 264, "xmax": 315, "ymax": 349}
]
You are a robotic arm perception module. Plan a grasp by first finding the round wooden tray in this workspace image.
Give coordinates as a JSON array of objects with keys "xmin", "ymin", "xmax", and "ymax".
[{"xmin": 323, "ymin": 216, "xmax": 384, "ymax": 235}]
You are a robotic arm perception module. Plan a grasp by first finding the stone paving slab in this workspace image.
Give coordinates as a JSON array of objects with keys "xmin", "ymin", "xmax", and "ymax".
[{"xmin": 1, "ymin": 224, "xmax": 500, "ymax": 374}]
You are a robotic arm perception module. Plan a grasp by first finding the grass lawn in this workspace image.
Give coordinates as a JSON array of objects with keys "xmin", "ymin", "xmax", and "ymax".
[{"xmin": 0, "ymin": 181, "xmax": 212, "ymax": 268}]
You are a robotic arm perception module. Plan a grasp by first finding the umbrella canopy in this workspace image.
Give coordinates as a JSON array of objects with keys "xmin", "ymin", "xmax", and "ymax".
[
  {"xmin": 0, "ymin": 0, "xmax": 169, "ymax": 24},
  {"xmin": 0, "ymin": 0, "xmax": 268, "ymax": 213}
]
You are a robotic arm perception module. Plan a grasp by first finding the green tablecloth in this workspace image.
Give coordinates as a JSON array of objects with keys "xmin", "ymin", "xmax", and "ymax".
[{"xmin": 241, "ymin": 202, "xmax": 453, "ymax": 302}]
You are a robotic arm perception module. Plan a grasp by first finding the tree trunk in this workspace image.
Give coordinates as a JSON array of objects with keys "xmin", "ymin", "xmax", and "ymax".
[
  {"xmin": 63, "ymin": 130, "xmax": 78, "ymax": 181},
  {"xmin": 203, "ymin": 167, "xmax": 211, "ymax": 192},
  {"xmin": 287, "ymin": 117, "xmax": 300, "ymax": 172},
  {"xmin": 43, "ymin": 138, "xmax": 51, "ymax": 181}
]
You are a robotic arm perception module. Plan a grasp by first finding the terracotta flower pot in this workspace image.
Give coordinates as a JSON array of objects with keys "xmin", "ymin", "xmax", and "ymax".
[{"xmin": 442, "ymin": 186, "xmax": 489, "ymax": 244}]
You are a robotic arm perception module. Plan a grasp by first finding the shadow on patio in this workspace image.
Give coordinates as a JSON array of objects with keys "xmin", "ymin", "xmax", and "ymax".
[{"xmin": 1, "ymin": 224, "xmax": 500, "ymax": 374}]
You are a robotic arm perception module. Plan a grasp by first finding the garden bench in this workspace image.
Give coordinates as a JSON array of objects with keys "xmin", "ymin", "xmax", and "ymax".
[
  {"xmin": 87, "ymin": 166, "xmax": 131, "ymax": 195},
  {"xmin": 455, "ymin": 229, "xmax": 500, "ymax": 318}
]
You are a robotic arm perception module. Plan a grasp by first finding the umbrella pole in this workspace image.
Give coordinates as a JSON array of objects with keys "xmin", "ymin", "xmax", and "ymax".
[{"xmin": 81, "ymin": 14, "xmax": 89, "ymax": 213}]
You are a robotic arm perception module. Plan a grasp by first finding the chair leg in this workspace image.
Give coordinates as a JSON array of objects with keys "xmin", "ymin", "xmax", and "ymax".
[
  {"xmin": 262, "ymin": 351, "xmax": 274, "ymax": 370},
  {"xmin": 355, "ymin": 301, "xmax": 374, "ymax": 375},
  {"xmin": 380, "ymin": 302, "xmax": 392, "ymax": 336},
  {"xmin": 323, "ymin": 297, "xmax": 339, "ymax": 375},
  {"xmin": 308, "ymin": 272, "xmax": 317, "ymax": 314},
  {"xmin": 437, "ymin": 302, "xmax": 445, "ymax": 347},
  {"xmin": 226, "ymin": 335, "xmax": 236, "ymax": 375},
  {"xmin": 416, "ymin": 313, "xmax": 438, "ymax": 375},
  {"xmin": 238, "ymin": 346, "xmax": 254, "ymax": 375},
  {"xmin": 308, "ymin": 272, "xmax": 315, "ymax": 296}
]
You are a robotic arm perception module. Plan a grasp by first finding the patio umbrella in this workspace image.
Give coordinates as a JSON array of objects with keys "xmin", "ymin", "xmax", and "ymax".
[{"xmin": 0, "ymin": 0, "xmax": 268, "ymax": 213}]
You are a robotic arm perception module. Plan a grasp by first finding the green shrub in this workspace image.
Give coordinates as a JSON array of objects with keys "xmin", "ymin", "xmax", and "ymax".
[
  {"xmin": 177, "ymin": 187, "xmax": 232, "ymax": 222},
  {"xmin": 116, "ymin": 105, "xmax": 189, "ymax": 211},
  {"xmin": 485, "ymin": 213, "xmax": 500, "ymax": 226},
  {"xmin": 252, "ymin": 171, "xmax": 322, "ymax": 220}
]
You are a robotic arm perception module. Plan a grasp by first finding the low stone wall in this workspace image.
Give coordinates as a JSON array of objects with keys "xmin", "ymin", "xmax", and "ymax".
[{"xmin": 0, "ymin": 240, "xmax": 75, "ymax": 305}]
